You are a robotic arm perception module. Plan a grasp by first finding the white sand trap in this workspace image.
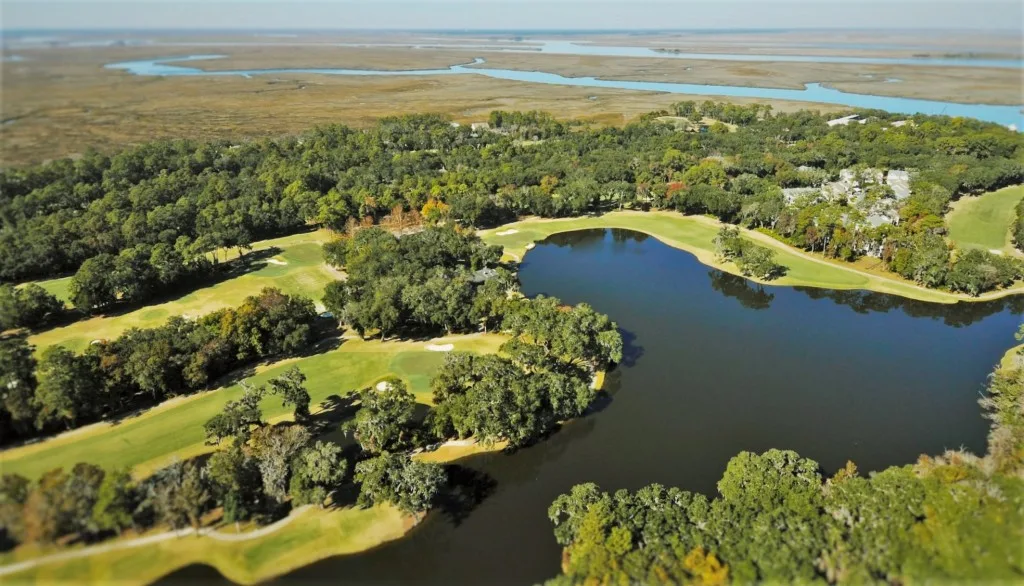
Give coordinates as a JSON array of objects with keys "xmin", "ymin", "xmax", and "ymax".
[
  {"xmin": 495, "ymin": 229, "xmax": 519, "ymax": 236},
  {"xmin": 314, "ymin": 302, "xmax": 326, "ymax": 313},
  {"xmin": 375, "ymin": 381, "xmax": 392, "ymax": 392},
  {"xmin": 265, "ymin": 258, "xmax": 288, "ymax": 265},
  {"xmin": 989, "ymin": 249, "xmax": 1004, "ymax": 256},
  {"xmin": 426, "ymin": 343, "xmax": 454, "ymax": 352},
  {"xmin": 525, "ymin": 243, "xmax": 536, "ymax": 250}
]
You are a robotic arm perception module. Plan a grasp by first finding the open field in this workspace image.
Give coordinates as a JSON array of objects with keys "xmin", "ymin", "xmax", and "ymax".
[
  {"xmin": 27, "ymin": 230, "xmax": 337, "ymax": 353},
  {"xmin": 480, "ymin": 210, "xmax": 1024, "ymax": 304},
  {"xmin": 0, "ymin": 333, "xmax": 506, "ymax": 480},
  {"xmin": 946, "ymin": 185, "xmax": 1024, "ymax": 254}
]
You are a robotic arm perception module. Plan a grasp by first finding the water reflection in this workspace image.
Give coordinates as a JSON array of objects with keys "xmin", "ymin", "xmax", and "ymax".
[
  {"xmin": 795, "ymin": 285, "xmax": 1024, "ymax": 327},
  {"xmin": 708, "ymin": 271, "xmax": 776, "ymax": 310}
]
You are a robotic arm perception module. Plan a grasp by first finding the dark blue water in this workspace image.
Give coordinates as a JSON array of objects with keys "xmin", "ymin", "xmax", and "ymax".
[
  {"xmin": 105, "ymin": 55, "xmax": 1024, "ymax": 128},
  {"xmin": 161, "ymin": 229, "xmax": 1023, "ymax": 585}
]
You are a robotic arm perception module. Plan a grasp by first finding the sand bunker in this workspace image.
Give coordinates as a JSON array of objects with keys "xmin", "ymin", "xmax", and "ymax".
[
  {"xmin": 265, "ymin": 258, "xmax": 288, "ymax": 265},
  {"xmin": 375, "ymin": 381, "xmax": 392, "ymax": 392},
  {"xmin": 426, "ymin": 343, "xmax": 454, "ymax": 352},
  {"xmin": 495, "ymin": 229, "xmax": 519, "ymax": 236},
  {"xmin": 525, "ymin": 243, "xmax": 536, "ymax": 250}
]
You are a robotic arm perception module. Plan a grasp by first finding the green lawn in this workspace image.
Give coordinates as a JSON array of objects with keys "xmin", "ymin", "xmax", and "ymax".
[
  {"xmin": 0, "ymin": 333, "xmax": 505, "ymax": 480},
  {"xmin": 27, "ymin": 231, "xmax": 339, "ymax": 353},
  {"xmin": 3, "ymin": 504, "xmax": 408, "ymax": 586},
  {"xmin": 946, "ymin": 185, "xmax": 1024, "ymax": 253},
  {"xmin": 480, "ymin": 210, "xmax": 1023, "ymax": 304}
]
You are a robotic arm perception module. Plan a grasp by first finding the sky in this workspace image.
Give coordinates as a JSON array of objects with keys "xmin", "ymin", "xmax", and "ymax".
[{"xmin": 3, "ymin": 0, "xmax": 1022, "ymax": 31}]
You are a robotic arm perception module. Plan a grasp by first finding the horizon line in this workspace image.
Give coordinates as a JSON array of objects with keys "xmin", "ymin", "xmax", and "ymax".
[{"xmin": 3, "ymin": 26, "xmax": 1021, "ymax": 33}]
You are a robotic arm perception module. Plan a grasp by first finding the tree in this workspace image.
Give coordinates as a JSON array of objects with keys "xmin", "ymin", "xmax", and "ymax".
[
  {"xmin": 205, "ymin": 444, "xmax": 263, "ymax": 524},
  {"xmin": 34, "ymin": 346, "xmax": 100, "ymax": 430},
  {"xmin": 204, "ymin": 383, "xmax": 265, "ymax": 444},
  {"xmin": 0, "ymin": 284, "xmax": 64, "ymax": 331},
  {"xmin": 69, "ymin": 254, "xmax": 118, "ymax": 312},
  {"xmin": 354, "ymin": 452, "xmax": 446, "ymax": 514},
  {"xmin": 345, "ymin": 377, "xmax": 417, "ymax": 454},
  {"xmin": 269, "ymin": 367, "xmax": 311, "ymax": 422},
  {"xmin": 22, "ymin": 463, "xmax": 105, "ymax": 543},
  {"xmin": 249, "ymin": 425, "xmax": 311, "ymax": 503},
  {"xmin": 0, "ymin": 474, "xmax": 30, "ymax": 547},
  {"xmin": 0, "ymin": 336, "xmax": 38, "ymax": 436},
  {"xmin": 735, "ymin": 245, "xmax": 784, "ymax": 280},
  {"xmin": 289, "ymin": 441, "xmax": 348, "ymax": 506},
  {"xmin": 147, "ymin": 460, "xmax": 210, "ymax": 530},
  {"xmin": 92, "ymin": 468, "xmax": 136, "ymax": 535}
]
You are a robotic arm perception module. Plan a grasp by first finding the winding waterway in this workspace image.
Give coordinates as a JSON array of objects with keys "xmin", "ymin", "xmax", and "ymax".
[
  {"xmin": 105, "ymin": 55, "xmax": 1024, "ymax": 127},
  {"xmin": 162, "ymin": 228, "xmax": 1023, "ymax": 586}
]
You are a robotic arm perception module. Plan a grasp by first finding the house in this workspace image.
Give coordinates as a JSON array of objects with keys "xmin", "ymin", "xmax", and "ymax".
[
  {"xmin": 470, "ymin": 267, "xmax": 499, "ymax": 284},
  {"xmin": 827, "ymin": 114, "xmax": 866, "ymax": 127},
  {"xmin": 781, "ymin": 187, "xmax": 819, "ymax": 204},
  {"xmin": 885, "ymin": 170, "xmax": 911, "ymax": 200}
]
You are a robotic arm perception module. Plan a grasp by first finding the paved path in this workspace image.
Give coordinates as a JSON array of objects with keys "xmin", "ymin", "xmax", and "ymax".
[{"xmin": 0, "ymin": 506, "xmax": 311, "ymax": 577}]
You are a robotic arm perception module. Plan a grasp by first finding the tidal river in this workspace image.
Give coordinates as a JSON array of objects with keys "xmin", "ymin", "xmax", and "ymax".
[
  {"xmin": 106, "ymin": 55, "xmax": 1024, "ymax": 128},
  {"xmin": 164, "ymin": 228, "xmax": 1023, "ymax": 585}
]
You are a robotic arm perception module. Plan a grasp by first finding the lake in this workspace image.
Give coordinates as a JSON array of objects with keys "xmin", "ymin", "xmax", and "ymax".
[
  {"xmin": 105, "ymin": 55, "xmax": 1024, "ymax": 128},
  {"xmin": 161, "ymin": 228, "xmax": 1023, "ymax": 585}
]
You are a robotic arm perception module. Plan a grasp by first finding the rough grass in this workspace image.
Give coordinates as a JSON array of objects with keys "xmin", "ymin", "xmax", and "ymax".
[
  {"xmin": 480, "ymin": 210, "xmax": 1024, "ymax": 303},
  {"xmin": 27, "ymin": 230, "xmax": 336, "ymax": 353},
  {"xmin": 946, "ymin": 185, "xmax": 1024, "ymax": 254},
  {"xmin": 3, "ymin": 505, "xmax": 408, "ymax": 586},
  {"xmin": 0, "ymin": 333, "xmax": 505, "ymax": 480}
]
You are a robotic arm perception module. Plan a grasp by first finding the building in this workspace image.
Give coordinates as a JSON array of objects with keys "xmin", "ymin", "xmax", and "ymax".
[
  {"xmin": 781, "ymin": 187, "xmax": 820, "ymax": 204},
  {"xmin": 827, "ymin": 114, "xmax": 866, "ymax": 127},
  {"xmin": 470, "ymin": 267, "xmax": 499, "ymax": 284},
  {"xmin": 885, "ymin": 170, "xmax": 911, "ymax": 200}
]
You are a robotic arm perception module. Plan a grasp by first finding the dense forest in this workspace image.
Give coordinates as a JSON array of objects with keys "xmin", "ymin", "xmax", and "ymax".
[
  {"xmin": 545, "ymin": 347, "xmax": 1024, "ymax": 585},
  {"xmin": 2, "ymin": 103, "xmax": 1022, "ymax": 304}
]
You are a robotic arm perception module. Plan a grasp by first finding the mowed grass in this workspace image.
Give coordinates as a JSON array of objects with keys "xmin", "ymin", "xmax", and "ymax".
[
  {"xmin": 480, "ymin": 210, "xmax": 1023, "ymax": 303},
  {"xmin": 946, "ymin": 185, "xmax": 1024, "ymax": 253},
  {"xmin": 27, "ymin": 230, "xmax": 338, "ymax": 353},
  {"xmin": 0, "ymin": 333, "xmax": 505, "ymax": 480},
  {"xmin": 4, "ymin": 504, "xmax": 409, "ymax": 586}
]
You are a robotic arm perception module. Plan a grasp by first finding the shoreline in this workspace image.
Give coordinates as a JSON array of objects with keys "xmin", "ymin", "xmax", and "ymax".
[
  {"xmin": 480, "ymin": 210, "xmax": 1024, "ymax": 305},
  {"xmin": 0, "ymin": 438, "xmax": 508, "ymax": 585}
]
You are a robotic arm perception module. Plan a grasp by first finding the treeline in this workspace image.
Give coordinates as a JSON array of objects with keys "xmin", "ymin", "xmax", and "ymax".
[
  {"xmin": 1015, "ymin": 195, "xmax": 1024, "ymax": 253},
  {"xmin": 68, "ymin": 241, "xmax": 217, "ymax": 312},
  {"xmin": 713, "ymin": 226, "xmax": 785, "ymax": 280},
  {"xmin": 0, "ymin": 367, "xmax": 433, "ymax": 550},
  {"xmin": 4, "ymin": 106, "xmax": 1021, "ymax": 297},
  {"xmin": 886, "ymin": 235, "xmax": 1021, "ymax": 296},
  {"xmin": 0, "ymin": 284, "xmax": 64, "ymax": 331},
  {"xmin": 545, "ymin": 356, "xmax": 1024, "ymax": 585},
  {"xmin": 322, "ymin": 225, "xmax": 506, "ymax": 338},
  {"xmin": 0, "ymin": 288, "xmax": 317, "ymax": 443}
]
